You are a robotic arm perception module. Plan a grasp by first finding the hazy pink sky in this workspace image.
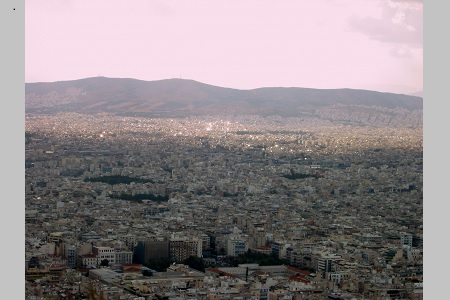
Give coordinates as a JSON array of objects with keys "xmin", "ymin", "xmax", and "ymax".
[{"xmin": 25, "ymin": 0, "xmax": 422, "ymax": 94}]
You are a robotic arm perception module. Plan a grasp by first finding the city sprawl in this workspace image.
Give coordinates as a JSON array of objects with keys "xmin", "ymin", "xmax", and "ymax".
[{"xmin": 25, "ymin": 113, "xmax": 423, "ymax": 300}]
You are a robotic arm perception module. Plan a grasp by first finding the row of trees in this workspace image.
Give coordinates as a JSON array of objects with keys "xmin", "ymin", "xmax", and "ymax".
[
  {"xmin": 142, "ymin": 250, "xmax": 291, "ymax": 274},
  {"xmin": 144, "ymin": 256, "xmax": 205, "ymax": 273},
  {"xmin": 228, "ymin": 250, "xmax": 290, "ymax": 267},
  {"xmin": 110, "ymin": 193, "xmax": 169, "ymax": 202},
  {"xmin": 84, "ymin": 175, "xmax": 154, "ymax": 185},
  {"xmin": 283, "ymin": 169, "xmax": 323, "ymax": 180}
]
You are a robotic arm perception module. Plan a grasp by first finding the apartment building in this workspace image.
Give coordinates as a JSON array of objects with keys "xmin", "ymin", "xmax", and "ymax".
[
  {"xmin": 227, "ymin": 238, "xmax": 248, "ymax": 257},
  {"xmin": 169, "ymin": 237, "xmax": 202, "ymax": 262},
  {"xmin": 93, "ymin": 246, "xmax": 116, "ymax": 265}
]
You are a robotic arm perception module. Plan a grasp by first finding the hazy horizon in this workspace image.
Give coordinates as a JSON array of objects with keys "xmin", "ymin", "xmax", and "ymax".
[{"xmin": 26, "ymin": 0, "xmax": 422, "ymax": 95}]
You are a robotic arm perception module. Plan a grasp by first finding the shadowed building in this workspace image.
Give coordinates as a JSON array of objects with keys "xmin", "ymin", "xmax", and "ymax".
[{"xmin": 134, "ymin": 240, "xmax": 169, "ymax": 265}]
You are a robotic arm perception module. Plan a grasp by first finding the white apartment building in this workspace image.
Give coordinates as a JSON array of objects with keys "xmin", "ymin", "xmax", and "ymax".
[{"xmin": 94, "ymin": 246, "xmax": 116, "ymax": 264}]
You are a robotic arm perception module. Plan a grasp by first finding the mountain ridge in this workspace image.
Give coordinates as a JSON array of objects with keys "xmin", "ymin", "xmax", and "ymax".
[{"xmin": 25, "ymin": 77, "xmax": 422, "ymax": 127}]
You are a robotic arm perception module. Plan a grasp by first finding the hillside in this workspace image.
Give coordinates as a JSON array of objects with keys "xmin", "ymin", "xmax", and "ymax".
[{"xmin": 25, "ymin": 77, "xmax": 423, "ymax": 127}]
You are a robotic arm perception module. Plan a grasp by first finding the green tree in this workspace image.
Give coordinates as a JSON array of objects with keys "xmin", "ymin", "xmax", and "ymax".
[
  {"xmin": 183, "ymin": 256, "xmax": 205, "ymax": 272},
  {"xmin": 100, "ymin": 259, "xmax": 109, "ymax": 267},
  {"xmin": 145, "ymin": 258, "xmax": 173, "ymax": 272}
]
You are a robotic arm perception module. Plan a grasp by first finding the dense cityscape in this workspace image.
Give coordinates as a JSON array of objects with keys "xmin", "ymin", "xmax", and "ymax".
[{"xmin": 25, "ymin": 113, "xmax": 423, "ymax": 300}]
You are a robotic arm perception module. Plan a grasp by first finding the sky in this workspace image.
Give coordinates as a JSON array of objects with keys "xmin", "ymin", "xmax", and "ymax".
[{"xmin": 25, "ymin": 0, "xmax": 423, "ymax": 95}]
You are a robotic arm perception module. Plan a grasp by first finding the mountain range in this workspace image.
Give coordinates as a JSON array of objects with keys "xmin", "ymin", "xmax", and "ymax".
[{"xmin": 25, "ymin": 77, "xmax": 423, "ymax": 127}]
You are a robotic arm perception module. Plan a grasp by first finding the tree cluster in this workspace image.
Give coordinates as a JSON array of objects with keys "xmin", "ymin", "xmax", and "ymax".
[{"xmin": 84, "ymin": 175, "xmax": 153, "ymax": 185}]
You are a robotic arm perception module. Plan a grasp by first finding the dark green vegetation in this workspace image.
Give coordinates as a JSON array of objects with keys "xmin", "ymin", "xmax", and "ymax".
[
  {"xmin": 282, "ymin": 169, "xmax": 323, "ymax": 180},
  {"xmin": 110, "ymin": 193, "xmax": 168, "ymax": 202},
  {"xmin": 100, "ymin": 259, "xmax": 109, "ymax": 267},
  {"xmin": 143, "ymin": 251, "xmax": 290, "ymax": 273},
  {"xmin": 84, "ymin": 175, "xmax": 153, "ymax": 185},
  {"xmin": 223, "ymin": 192, "xmax": 238, "ymax": 197},
  {"xmin": 25, "ymin": 131, "xmax": 35, "ymax": 144},
  {"xmin": 143, "ymin": 256, "xmax": 205, "ymax": 273},
  {"xmin": 385, "ymin": 249, "xmax": 397, "ymax": 263},
  {"xmin": 183, "ymin": 256, "xmax": 206, "ymax": 272},
  {"xmin": 61, "ymin": 169, "xmax": 85, "ymax": 177},
  {"xmin": 227, "ymin": 250, "xmax": 289, "ymax": 267},
  {"xmin": 145, "ymin": 258, "xmax": 173, "ymax": 272},
  {"xmin": 162, "ymin": 167, "xmax": 173, "ymax": 173}
]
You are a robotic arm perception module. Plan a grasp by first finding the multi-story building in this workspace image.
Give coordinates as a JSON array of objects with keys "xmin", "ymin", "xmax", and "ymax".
[
  {"xmin": 327, "ymin": 272, "xmax": 351, "ymax": 284},
  {"xmin": 271, "ymin": 241, "xmax": 291, "ymax": 259},
  {"xmin": 169, "ymin": 237, "xmax": 202, "ymax": 262},
  {"xmin": 400, "ymin": 232, "xmax": 413, "ymax": 248},
  {"xmin": 115, "ymin": 250, "xmax": 133, "ymax": 265},
  {"xmin": 227, "ymin": 238, "xmax": 248, "ymax": 257},
  {"xmin": 48, "ymin": 232, "xmax": 65, "ymax": 254},
  {"xmin": 134, "ymin": 240, "xmax": 170, "ymax": 265},
  {"xmin": 200, "ymin": 234, "xmax": 211, "ymax": 250},
  {"xmin": 78, "ymin": 253, "xmax": 99, "ymax": 268},
  {"xmin": 352, "ymin": 233, "xmax": 383, "ymax": 244},
  {"xmin": 93, "ymin": 246, "xmax": 116, "ymax": 265},
  {"xmin": 118, "ymin": 234, "xmax": 137, "ymax": 251},
  {"xmin": 312, "ymin": 252, "xmax": 341, "ymax": 273},
  {"xmin": 286, "ymin": 248, "xmax": 313, "ymax": 270},
  {"xmin": 64, "ymin": 245, "xmax": 77, "ymax": 268}
]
